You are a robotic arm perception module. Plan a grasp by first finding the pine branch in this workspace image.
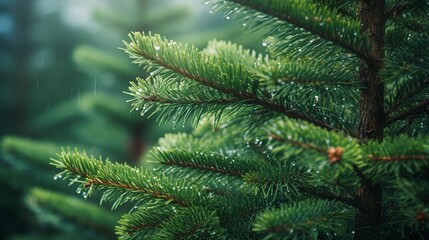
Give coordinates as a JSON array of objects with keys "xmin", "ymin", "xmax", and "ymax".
[
  {"xmin": 300, "ymin": 187, "xmax": 358, "ymax": 208},
  {"xmin": 242, "ymin": 165, "xmax": 310, "ymax": 198},
  {"xmin": 218, "ymin": 0, "xmax": 369, "ymax": 61},
  {"xmin": 124, "ymin": 33, "xmax": 342, "ymax": 133},
  {"xmin": 153, "ymin": 207, "xmax": 225, "ymax": 239},
  {"xmin": 368, "ymin": 154, "xmax": 427, "ymax": 161},
  {"xmin": 385, "ymin": 79, "xmax": 429, "ymax": 116},
  {"xmin": 28, "ymin": 187, "xmax": 117, "ymax": 236},
  {"xmin": 116, "ymin": 204, "xmax": 175, "ymax": 239},
  {"xmin": 385, "ymin": 99, "xmax": 429, "ymax": 125},
  {"xmin": 253, "ymin": 199, "xmax": 354, "ymax": 238},
  {"xmin": 386, "ymin": 0, "xmax": 429, "ymax": 20},
  {"xmin": 262, "ymin": 118, "xmax": 363, "ymax": 170},
  {"xmin": 246, "ymin": 140, "xmax": 277, "ymax": 164},
  {"xmin": 51, "ymin": 149, "xmax": 205, "ymax": 208},
  {"xmin": 128, "ymin": 76, "xmax": 249, "ymax": 127},
  {"xmin": 118, "ymin": 205, "xmax": 226, "ymax": 240},
  {"xmin": 395, "ymin": 180, "xmax": 429, "ymax": 231},
  {"xmin": 204, "ymin": 39, "xmax": 263, "ymax": 68},
  {"xmin": 386, "ymin": 1, "xmax": 410, "ymax": 18},
  {"xmin": 310, "ymin": 0, "xmax": 359, "ymax": 18},
  {"xmin": 363, "ymin": 136, "xmax": 429, "ymax": 177},
  {"xmin": 149, "ymin": 148, "xmax": 253, "ymax": 177},
  {"xmin": 268, "ymin": 133, "xmax": 326, "ymax": 154},
  {"xmin": 259, "ymin": 59, "xmax": 360, "ymax": 103},
  {"xmin": 84, "ymin": 175, "xmax": 188, "ymax": 207},
  {"xmin": 1, "ymin": 136, "xmax": 60, "ymax": 168},
  {"xmin": 352, "ymin": 164, "xmax": 372, "ymax": 185}
]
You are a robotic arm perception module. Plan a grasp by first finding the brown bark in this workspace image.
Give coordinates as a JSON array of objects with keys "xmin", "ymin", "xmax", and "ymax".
[{"xmin": 355, "ymin": 0, "xmax": 385, "ymax": 239}]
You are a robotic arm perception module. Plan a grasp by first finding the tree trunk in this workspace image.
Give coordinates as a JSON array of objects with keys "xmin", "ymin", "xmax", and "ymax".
[{"xmin": 356, "ymin": 0, "xmax": 385, "ymax": 239}]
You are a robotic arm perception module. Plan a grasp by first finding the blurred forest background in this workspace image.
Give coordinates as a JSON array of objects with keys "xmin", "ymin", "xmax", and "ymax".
[{"xmin": 0, "ymin": 0, "xmax": 263, "ymax": 239}]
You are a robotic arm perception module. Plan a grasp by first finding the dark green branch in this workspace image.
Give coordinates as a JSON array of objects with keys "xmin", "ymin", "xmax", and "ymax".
[
  {"xmin": 229, "ymin": 0, "xmax": 370, "ymax": 61},
  {"xmin": 136, "ymin": 45, "xmax": 341, "ymax": 133},
  {"xmin": 300, "ymin": 187, "xmax": 358, "ymax": 209},
  {"xmin": 385, "ymin": 99, "xmax": 429, "ymax": 125},
  {"xmin": 385, "ymin": 79, "xmax": 429, "ymax": 116}
]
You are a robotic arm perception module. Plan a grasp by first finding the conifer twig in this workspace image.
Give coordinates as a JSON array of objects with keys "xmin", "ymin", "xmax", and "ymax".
[
  {"xmin": 300, "ymin": 187, "xmax": 358, "ymax": 208},
  {"xmin": 268, "ymin": 133, "xmax": 326, "ymax": 153},
  {"xmin": 368, "ymin": 154, "xmax": 427, "ymax": 161},
  {"xmin": 87, "ymin": 176, "xmax": 188, "ymax": 206},
  {"xmin": 385, "ymin": 99, "xmax": 429, "ymax": 125},
  {"xmin": 229, "ymin": 0, "xmax": 370, "ymax": 61},
  {"xmin": 386, "ymin": 2, "xmax": 409, "ymax": 19},
  {"xmin": 135, "ymin": 45, "xmax": 342, "ymax": 133},
  {"xmin": 385, "ymin": 79, "xmax": 429, "ymax": 116}
]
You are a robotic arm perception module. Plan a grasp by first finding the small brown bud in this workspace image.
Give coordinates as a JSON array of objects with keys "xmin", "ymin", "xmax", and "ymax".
[
  {"xmin": 84, "ymin": 179, "xmax": 94, "ymax": 188},
  {"xmin": 416, "ymin": 210, "xmax": 429, "ymax": 225},
  {"xmin": 327, "ymin": 147, "xmax": 344, "ymax": 164}
]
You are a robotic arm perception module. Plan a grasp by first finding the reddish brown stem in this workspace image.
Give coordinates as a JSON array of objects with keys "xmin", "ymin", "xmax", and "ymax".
[{"xmin": 368, "ymin": 154, "xmax": 427, "ymax": 161}]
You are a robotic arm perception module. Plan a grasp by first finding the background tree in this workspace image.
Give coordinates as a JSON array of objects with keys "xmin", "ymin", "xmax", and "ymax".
[{"xmin": 53, "ymin": 0, "xmax": 429, "ymax": 239}]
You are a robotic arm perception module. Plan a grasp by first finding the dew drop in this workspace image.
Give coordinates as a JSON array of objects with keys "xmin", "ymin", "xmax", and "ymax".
[
  {"xmin": 154, "ymin": 45, "xmax": 160, "ymax": 51},
  {"xmin": 262, "ymin": 42, "xmax": 267, "ymax": 47}
]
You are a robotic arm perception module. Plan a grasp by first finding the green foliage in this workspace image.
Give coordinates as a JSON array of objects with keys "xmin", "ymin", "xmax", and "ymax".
[
  {"xmin": 212, "ymin": 0, "xmax": 369, "ymax": 60},
  {"xmin": 52, "ymin": 0, "xmax": 429, "ymax": 239},
  {"xmin": 2, "ymin": 136, "xmax": 59, "ymax": 168},
  {"xmin": 73, "ymin": 45, "xmax": 136, "ymax": 76},
  {"xmin": 27, "ymin": 187, "xmax": 118, "ymax": 234},
  {"xmin": 253, "ymin": 199, "xmax": 354, "ymax": 239},
  {"xmin": 52, "ymin": 149, "xmax": 206, "ymax": 209},
  {"xmin": 363, "ymin": 136, "xmax": 429, "ymax": 178}
]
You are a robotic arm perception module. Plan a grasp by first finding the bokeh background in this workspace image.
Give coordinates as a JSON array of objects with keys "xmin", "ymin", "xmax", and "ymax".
[{"xmin": 0, "ymin": 0, "xmax": 264, "ymax": 239}]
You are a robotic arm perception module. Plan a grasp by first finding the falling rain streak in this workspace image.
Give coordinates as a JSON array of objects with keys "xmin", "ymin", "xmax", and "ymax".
[
  {"xmin": 77, "ymin": 88, "xmax": 80, "ymax": 108},
  {"xmin": 94, "ymin": 75, "xmax": 97, "ymax": 97}
]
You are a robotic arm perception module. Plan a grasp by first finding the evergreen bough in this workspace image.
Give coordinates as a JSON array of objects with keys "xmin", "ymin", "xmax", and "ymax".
[{"xmin": 52, "ymin": 0, "xmax": 429, "ymax": 239}]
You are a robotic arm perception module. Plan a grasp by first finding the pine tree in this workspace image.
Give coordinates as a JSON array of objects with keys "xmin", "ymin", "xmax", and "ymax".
[
  {"xmin": 1, "ymin": 1, "xmax": 202, "ymax": 239},
  {"xmin": 53, "ymin": 0, "xmax": 429, "ymax": 239}
]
